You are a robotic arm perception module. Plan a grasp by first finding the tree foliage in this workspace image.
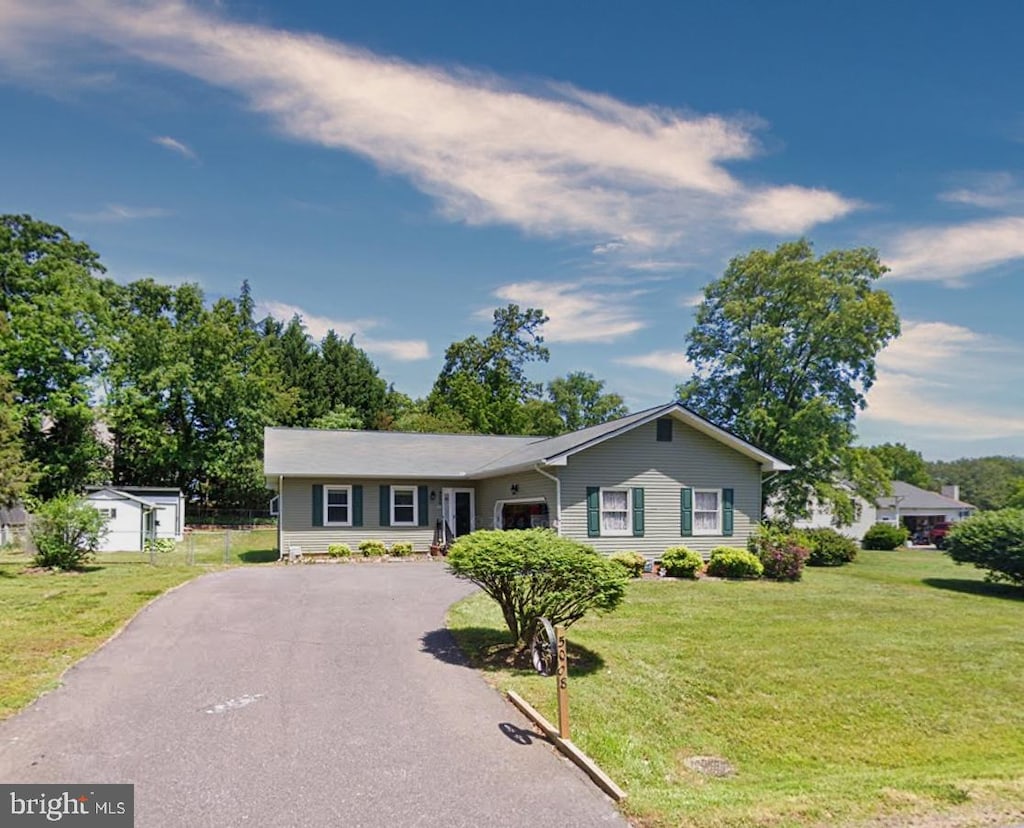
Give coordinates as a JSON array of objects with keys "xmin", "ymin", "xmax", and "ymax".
[
  {"xmin": 867, "ymin": 442, "xmax": 935, "ymax": 489},
  {"xmin": 447, "ymin": 528, "xmax": 627, "ymax": 648},
  {"xmin": 678, "ymin": 240, "xmax": 900, "ymax": 521},
  {"xmin": 546, "ymin": 371, "xmax": 628, "ymax": 433},
  {"xmin": 0, "ymin": 364, "xmax": 36, "ymax": 505},
  {"xmin": 0, "ymin": 215, "xmax": 111, "ymax": 498},
  {"xmin": 926, "ymin": 456, "xmax": 1024, "ymax": 511},
  {"xmin": 428, "ymin": 305, "xmax": 550, "ymax": 434}
]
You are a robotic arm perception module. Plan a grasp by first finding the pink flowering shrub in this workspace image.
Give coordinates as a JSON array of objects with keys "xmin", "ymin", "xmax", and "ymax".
[{"xmin": 748, "ymin": 525, "xmax": 809, "ymax": 581}]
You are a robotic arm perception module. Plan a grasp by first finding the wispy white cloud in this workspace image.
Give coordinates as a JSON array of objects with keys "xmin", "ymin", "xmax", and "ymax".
[
  {"xmin": 0, "ymin": 0, "xmax": 858, "ymax": 256},
  {"xmin": 613, "ymin": 349, "xmax": 692, "ymax": 377},
  {"xmin": 257, "ymin": 300, "xmax": 429, "ymax": 361},
  {"xmin": 883, "ymin": 216, "xmax": 1024, "ymax": 284},
  {"xmin": 678, "ymin": 292, "xmax": 704, "ymax": 308},
  {"xmin": 490, "ymin": 280, "xmax": 648, "ymax": 343},
  {"xmin": 939, "ymin": 171, "xmax": 1024, "ymax": 210},
  {"xmin": 70, "ymin": 203, "xmax": 171, "ymax": 222},
  {"xmin": 862, "ymin": 320, "xmax": 1024, "ymax": 440},
  {"xmin": 152, "ymin": 135, "xmax": 196, "ymax": 159}
]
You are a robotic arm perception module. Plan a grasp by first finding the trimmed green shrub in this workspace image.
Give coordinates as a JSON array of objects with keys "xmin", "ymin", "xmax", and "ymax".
[
  {"xmin": 30, "ymin": 494, "xmax": 107, "ymax": 570},
  {"xmin": 144, "ymin": 537, "xmax": 176, "ymax": 555},
  {"xmin": 862, "ymin": 522, "xmax": 909, "ymax": 551},
  {"xmin": 945, "ymin": 509, "xmax": 1024, "ymax": 585},
  {"xmin": 358, "ymin": 539, "xmax": 387, "ymax": 557},
  {"xmin": 390, "ymin": 541, "xmax": 414, "ymax": 557},
  {"xmin": 609, "ymin": 550, "xmax": 646, "ymax": 578},
  {"xmin": 661, "ymin": 546, "xmax": 703, "ymax": 578},
  {"xmin": 447, "ymin": 528, "xmax": 627, "ymax": 648},
  {"xmin": 801, "ymin": 527, "xmax": 858, "ymax": 566},
  {"xmin": 327, "ymin": 543, "xmax": 352, "ymax": 558},
  {"xmin": 706, "ymin": 546, "xmax": 763, "ymax": 579}
]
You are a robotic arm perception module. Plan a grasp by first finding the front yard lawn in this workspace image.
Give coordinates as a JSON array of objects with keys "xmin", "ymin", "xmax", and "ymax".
[
  {"xmin": 0, "ymin": 529, "xmax": 277, "ymax": 720},
  {"xmin": 448, "ymin": 550, "xmax": 1024, "ymax": 827}
]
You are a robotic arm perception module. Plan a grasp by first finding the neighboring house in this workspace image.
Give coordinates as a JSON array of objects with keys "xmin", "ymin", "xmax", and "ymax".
[
  {"xmin": 84, "ymin": 486, "xmax": 185, "ymax": 552},
  {"xmin": 264, "ymin": 402, "xmax": 791, "ymax": 559},
  {"xmin": 876, "ymin": 481, "xmax": 975, "ymax": 538},
  {"xmin": 793, "ymin": 480, "xmax": 975, "ymax": 541},
  {"xmin": 0, "ymin": 503, "xmax": 28, "ymax": 547}
]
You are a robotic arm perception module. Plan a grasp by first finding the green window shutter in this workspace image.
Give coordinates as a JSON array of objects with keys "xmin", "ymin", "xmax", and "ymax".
[
  {"xmin": 418, "ymin": 485, "xmax": 429, "ymax": 527},
  {"xmin": 352, "ymin": 485, "xmax": 363, "ymax": 527},
  {"xmin": 722, "ymin": 488, "xmax": 734, "ymax": 536},
  {"xmin": 680, "ymin": 487, "xmax": 693, "ymax": 536},
  {"xmin": 379, "ymin": 485, "xmax": 391, "ymax": 527},
  {"xmin": 632, "ymin": 487, "xmax": 645, "ymax": 537},
  {"xmin": 586, "ymin": 487, "xmax": 600, "ymax": 537},
  {"xmin": 312, "ymin": 484, "xmax": 324, "ymax": 527}
]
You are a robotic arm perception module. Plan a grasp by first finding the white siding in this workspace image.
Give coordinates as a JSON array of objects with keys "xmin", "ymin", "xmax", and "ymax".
[
  {"xmin": 557, "ymin": 419, "xmax": 763, "ymax": 557},
  {"xmin": 88, "ymin": 491, "xmax": 145, "ymax": 552}
]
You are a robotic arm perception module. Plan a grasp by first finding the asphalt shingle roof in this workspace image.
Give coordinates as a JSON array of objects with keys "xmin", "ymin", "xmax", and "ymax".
[{"xmin": 878, "ymin": 480, "xmax": 975, "ymax": 510}]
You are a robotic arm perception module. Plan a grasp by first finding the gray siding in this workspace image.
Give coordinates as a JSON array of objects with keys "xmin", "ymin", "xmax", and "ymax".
[
  {"xmin": 475, "ymin": 471, "xmax": 557, "ymax": 529},
  {"xmin": 280, "ymin": 477, "xmax": 449, "ymax": 553},
  {"xmin": 557, "ymin": 420, "xmax": 762, "ymax": 557}
]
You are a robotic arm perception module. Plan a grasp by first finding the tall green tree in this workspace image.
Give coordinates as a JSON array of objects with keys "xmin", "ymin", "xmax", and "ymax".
[
  {"xmin": 106, "ymin": 280, "xmax": 289, "ymax": 508},
  {"xmin": 0, "ymin": 363, "xmax": 36, "ymax": 505},
  {"xmin": 315, "ymin": 331, "xmax": 388, "ymax": 427},
  {"xmin": 867, "ymin": 442, "xmax": 935, "ymax": 489},
  {"xmin": 678, "ymin": 240, "xmax": 900, "ymax": 521},
  {"xmin": 546, "ymin": 371, "xmax": 628, "ymax": 432},
  {"xmin": 0, "ymin": 215, "xmax": 110, "ymax": 497},
  {"xmin": 428, "ymin": 305, "xmax": 549, "ymax": 434}
]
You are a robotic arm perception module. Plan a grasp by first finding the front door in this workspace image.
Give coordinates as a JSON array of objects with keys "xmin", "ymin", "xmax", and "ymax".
[{"xmin": 443, "ymin": 488, "xmax": 475, "ymax": 539}]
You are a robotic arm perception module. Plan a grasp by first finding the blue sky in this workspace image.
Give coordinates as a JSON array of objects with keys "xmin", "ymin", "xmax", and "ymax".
[{"xmin": 1, "ymin": 0, "xmax": 1022, "ymax": 460}]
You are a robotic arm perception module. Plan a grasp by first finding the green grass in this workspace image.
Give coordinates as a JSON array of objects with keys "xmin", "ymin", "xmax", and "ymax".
[
  {"xmin": 0, "ymin": 529, "xmax": 277, "ymax": 720},
  {"xmin": 448, "ymin": 551, "xmax": 1024, "ymax": 827}
]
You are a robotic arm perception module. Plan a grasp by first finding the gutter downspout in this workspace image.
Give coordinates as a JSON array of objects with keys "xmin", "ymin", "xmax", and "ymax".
[
  {"xmin": 277, "ymin": 475, "xmax": 284, "ymax": 559},
  {"xmin": 533, "ymin": 464, "xmax": 562, "ymax": 534}
]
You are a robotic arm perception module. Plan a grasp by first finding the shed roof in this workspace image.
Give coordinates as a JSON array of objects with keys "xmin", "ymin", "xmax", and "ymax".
[{"xmin": 86, "ymin": 488, "xmax": 158, "ymax": 508}]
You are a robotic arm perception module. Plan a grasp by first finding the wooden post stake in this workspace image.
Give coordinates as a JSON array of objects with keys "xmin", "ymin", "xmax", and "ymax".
[{"xmin": 555, "ymin": 625, "xmax": 570, "ymax": 739}]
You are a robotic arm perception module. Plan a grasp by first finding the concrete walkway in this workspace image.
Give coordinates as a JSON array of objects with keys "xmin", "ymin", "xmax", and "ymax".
[{"xmin": 0, "ymin": 564, "xmax": 625, "ymax": 827}]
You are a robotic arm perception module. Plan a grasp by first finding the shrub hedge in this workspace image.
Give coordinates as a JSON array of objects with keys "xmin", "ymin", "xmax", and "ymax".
[
  {"xmin": 945, "ymin": 509, "xmax": 1024, "ymax": 585},
  {"xmin": 610, "ymin": 551, "xmax": 646, "ymax": 578},
  {"xmin": 661, "ymin": 546, "xmax": 703, "ymax": 578},
  {"xmin": 862, "ymin": 522, "xmax": 909, "ymax": 551},
  {"xmin": 802, "ymin": 527, "xmax": 858, "ymax": 566},
  {"xmin": 706, "ymin": 546, "xmax": 763, "ymax": 579}
]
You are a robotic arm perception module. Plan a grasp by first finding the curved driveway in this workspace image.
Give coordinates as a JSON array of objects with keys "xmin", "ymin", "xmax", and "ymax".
[{"xmin": 0, "ymin": 563, "xmax": 624, "ymax": 827}]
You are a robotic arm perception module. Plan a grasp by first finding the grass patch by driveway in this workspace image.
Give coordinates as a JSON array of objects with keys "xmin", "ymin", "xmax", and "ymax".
[
  {"xmin": 0, "ymin": 529, "xmax": 277, "ymax": 720},
  {"xmin": 448, "ymin": 550, "xmax": 1024, "ymax": 827}
]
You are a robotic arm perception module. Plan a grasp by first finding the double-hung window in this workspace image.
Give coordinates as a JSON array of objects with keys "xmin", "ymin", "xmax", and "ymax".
[
  {"xmin": 391, "ymin": 485, "xmax": 418, "ymax": 526},
  {"xmin": 600, "ymin": 488, "xmax": 631, "ymax": 536},
  {"xmin": 324, "ymin": 486, "xmax": 352, "ymax": 526},
  {"xmin": 693, "ymin": 489, "xmax": 721, "ymax": 534}
]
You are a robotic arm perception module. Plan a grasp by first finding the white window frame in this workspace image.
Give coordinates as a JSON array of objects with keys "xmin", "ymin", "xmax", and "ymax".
[
  {"xmin": 98, "ymin": 507, "xmax": 117, "ymax": 520},
  {"xmin": 599, "ymin": 487, "xmax": 632, "ymax": 537},
  {"xmin": 390, "ymin": 485, "xmax": 418, "ymax": 527},
  {"xmin": 693, "ymin": 488, "xmax": 722, "ymax": 535},
  {"xmin": 324, "ymin": 485, "xmax": 352, "ymax": 527}
]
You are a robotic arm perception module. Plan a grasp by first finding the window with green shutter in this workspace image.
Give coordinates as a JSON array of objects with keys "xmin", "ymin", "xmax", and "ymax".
[
  {"xmin": 352, "ymin": 485, "xmax": 363, "ymax": 527},
  {"xmin": 312, "ymin": 484, "xmax": 324, "ymax": 527},
  {"xmin": 722, "ymin": 488, "xmax": 734, "ymax": 536}
]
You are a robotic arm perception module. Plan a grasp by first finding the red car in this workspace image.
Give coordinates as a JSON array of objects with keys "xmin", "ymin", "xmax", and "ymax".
[{"xmin": 928, "ymin": 522, "xmax": 953, "ymax": 548}]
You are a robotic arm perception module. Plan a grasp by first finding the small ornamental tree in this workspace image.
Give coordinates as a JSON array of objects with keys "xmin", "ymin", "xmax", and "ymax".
[
  {"xmin": 944, "ymin": 509, "xmax": 1024, "ymax": 586},
  {"xmin": 447, "ymin": 529, "xmax": 628, "ymax": 649},
  {"xmin": 30, "ymin": 494, "xmax": 108, "ymax": 570}
]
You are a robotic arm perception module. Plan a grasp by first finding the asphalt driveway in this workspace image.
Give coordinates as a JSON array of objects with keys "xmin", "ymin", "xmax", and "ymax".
[{"xmin": 0, "ymin": 563, "xmax": 624, "ymax": 827}]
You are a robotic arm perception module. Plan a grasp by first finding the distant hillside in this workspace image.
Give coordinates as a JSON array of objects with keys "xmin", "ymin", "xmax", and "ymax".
[{"xmin": 925, "ymin": 456, "xmax": 1024, "ymax": 511}]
